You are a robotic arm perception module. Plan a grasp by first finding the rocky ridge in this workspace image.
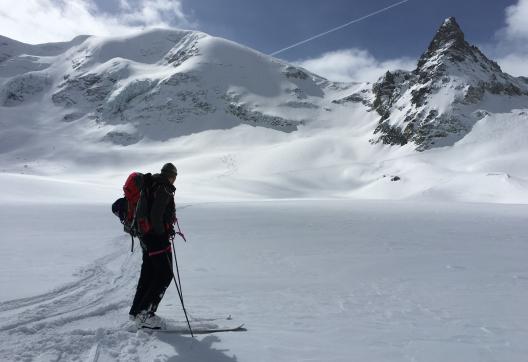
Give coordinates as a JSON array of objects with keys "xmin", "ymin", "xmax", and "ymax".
[{"xmin": 368, "ymin": 17, "xmax": 528, "ymax": 150}]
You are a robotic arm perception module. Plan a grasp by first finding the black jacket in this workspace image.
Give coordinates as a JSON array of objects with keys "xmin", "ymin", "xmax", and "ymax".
[{"xmin": 144, "ymin": 173, "xmax": 176, "ymax": 252}]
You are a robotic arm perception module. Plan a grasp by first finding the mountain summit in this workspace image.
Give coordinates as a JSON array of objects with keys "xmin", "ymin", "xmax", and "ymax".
[
  {"xmin": 416, "ymin": 17, "xmax": 502, "ymax": 79},
  {"xmin": 371, "ymin": 17, "xmax": 528, "ymax": 150},
  {"xmin": 418, "ymin": 17, "xmax": 469, "ymax": 66}
]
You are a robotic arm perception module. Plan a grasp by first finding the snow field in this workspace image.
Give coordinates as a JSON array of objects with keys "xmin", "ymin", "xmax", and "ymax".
[
  {"xmin": 2, "ymin": 105, "xmax": 528, "ymax": 205},
  {"xmin": 1, "ymin": 200, "xmax": 527, "ymax": 361}
]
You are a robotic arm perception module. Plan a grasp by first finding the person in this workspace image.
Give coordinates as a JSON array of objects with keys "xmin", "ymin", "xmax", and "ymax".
[{"xmin": 129, "ymin": 162, "xmax": 178, "ymax": 329}]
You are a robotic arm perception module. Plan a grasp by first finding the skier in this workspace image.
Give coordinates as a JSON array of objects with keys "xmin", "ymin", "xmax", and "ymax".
[{"xmin": 129, "ymin": 162, "xmax": 178, "ymax": 329}]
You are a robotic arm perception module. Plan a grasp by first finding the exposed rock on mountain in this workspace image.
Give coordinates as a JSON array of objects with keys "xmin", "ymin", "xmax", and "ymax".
[
  {"xmin": 0, "ymin": 19, "xmax": 526, "ymax": 152},
  {"xmin": 0, "ymin": 29, "xmax": 330, "ymax": 144},
  {"xmin": 370, "ymin": 17, "xmax": 528, "ymax": 150}
]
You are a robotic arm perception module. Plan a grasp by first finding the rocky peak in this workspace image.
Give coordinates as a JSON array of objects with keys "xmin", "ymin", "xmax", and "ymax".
[
  {"xmin": 428, "ymin": 17, "xmax": 466, "ymax": 53},
  {"xmin": 416, "ymin": 17, "xmax": 501, "ymax": 75},
  {"xmin": 370, "ymin": 16, "xmax": 528, "ymax": 151}
]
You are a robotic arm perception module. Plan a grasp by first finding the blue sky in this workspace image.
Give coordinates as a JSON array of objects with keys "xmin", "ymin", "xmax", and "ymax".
[
  {"xmin": 175, "ymin": 0, "xmax": 516, "ymax": 61},
  {"xmin": 1, "ymin": 0, "xmax": 527, "ymax": 81}
]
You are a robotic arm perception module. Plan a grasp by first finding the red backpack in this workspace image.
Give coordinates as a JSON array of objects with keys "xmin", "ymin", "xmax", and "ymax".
[
  {"xmin": 122, "ymin": 172, "xmax": 153, "ymax": 236},
  {"xmin": 112, "ymin": 172, "xmax": 186, "ymax": 251},
  {"xmin": 112, "ymin": 172, "xmax": 153, "ymax": 251}
]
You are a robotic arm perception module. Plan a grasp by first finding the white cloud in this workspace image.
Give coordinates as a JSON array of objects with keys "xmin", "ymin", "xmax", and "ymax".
[
  {"xmin": 503, "ymin": 0, "xmax": 528, "ymax": 40},
  {"xmin": 0, "ymin": 0, "xmax": 193, "ymax": 44},
  {"xmin": 496, "ymin": 54, "xmax": 528, "ymax": 77},
  {"xmin": 118, "ymin": 0, "xmax": 188, "ymax": 26},
  {"xmin": 295, "ymin": 48, "xmax": 415, "ymax": 83},
  {"xmin": 494, "ymin": 0, "xmax": 528, "ymax": 76}
]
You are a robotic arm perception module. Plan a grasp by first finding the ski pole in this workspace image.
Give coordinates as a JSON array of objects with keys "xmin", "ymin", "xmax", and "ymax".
[
  {"xmin": 166, "ymin": 253, "xmax": 194, "ymax": 337},
  {"xmin": 172, "ymin": 239, "xmax": 184, "ymax": 299},
  {"xmin": 169, "ymin": 236, "xmax": 189, "ymax": 328},
  {"xmin": 170, "ymin": 217, "xmax": 187, "ymax": 298}
]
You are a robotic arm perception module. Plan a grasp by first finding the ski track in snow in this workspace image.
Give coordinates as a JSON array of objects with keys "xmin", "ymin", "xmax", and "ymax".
[
  {"xmin": 0, "ymin": 233, "xmax": 239, "ymax": 362},
  {"xmin": 0, "ymin": 244, "xmax": 150, "ymax": 362}
]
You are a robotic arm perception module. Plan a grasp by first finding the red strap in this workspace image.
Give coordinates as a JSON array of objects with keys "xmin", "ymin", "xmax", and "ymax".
[{"xmin": 148, "ymin": 245, "xmax": 172, "ymax": 257}]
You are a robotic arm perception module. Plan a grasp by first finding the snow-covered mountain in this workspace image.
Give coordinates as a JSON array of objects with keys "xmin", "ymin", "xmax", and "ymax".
[
  {"xmin": 0, "ymin": 18, "xmax": 527, "ymax": 203},
  {"xmin": 1, "ymin": 18, "xmax": 526, "ymax": 150},
  {"xmin": 367, "ymin": 17, "xmax": 528, "ymax": 150},
  {"xmin": 0, "ymin": 29, "xmax": 351, "ymax": 146}
]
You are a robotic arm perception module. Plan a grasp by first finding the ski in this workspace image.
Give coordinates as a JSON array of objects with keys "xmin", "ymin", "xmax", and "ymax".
[
  {"xmin": 126, "ymin": 316, "xmax": 246, "ymax": 335},
  {"xmin": 152, "ymin": 323, "xmax": 246, "ymax": 334}
]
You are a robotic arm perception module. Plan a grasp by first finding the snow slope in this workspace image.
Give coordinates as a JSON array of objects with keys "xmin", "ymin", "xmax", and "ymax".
[
  {"xmin": 1, "ymin": 201, "xmax": 527, "ymax": 361},
  {"xmin": 1, "ymin": 21, "xmax": 527, "ymax": 204}
]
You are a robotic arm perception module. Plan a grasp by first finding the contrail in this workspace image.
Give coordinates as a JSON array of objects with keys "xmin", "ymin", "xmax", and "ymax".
[{"xmin": 270, "ymin": 0, "xmax": 410, "ymax": 57}]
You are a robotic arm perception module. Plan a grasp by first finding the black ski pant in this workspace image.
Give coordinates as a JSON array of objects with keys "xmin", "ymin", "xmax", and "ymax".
[{"xmin": 129, "ymin": 248, "xmax": 173, "ymax": 316}]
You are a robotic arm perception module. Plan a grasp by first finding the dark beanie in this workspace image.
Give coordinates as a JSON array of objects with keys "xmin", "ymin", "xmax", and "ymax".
[{"xmin": 161, "ymin": 162, "xmax": 178, "ymax": 177}]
